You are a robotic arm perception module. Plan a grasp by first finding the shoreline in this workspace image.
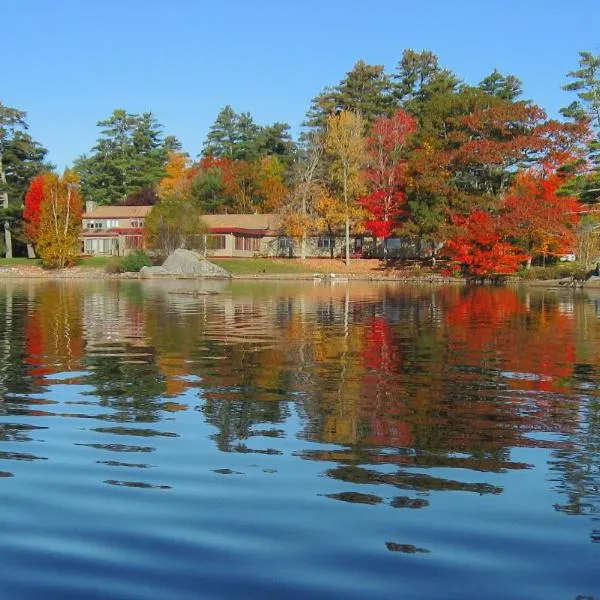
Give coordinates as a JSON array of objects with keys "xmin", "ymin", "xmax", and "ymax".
[{"xmin": 2, "ymin": 265, "xmax": 600, "ymax": 288}]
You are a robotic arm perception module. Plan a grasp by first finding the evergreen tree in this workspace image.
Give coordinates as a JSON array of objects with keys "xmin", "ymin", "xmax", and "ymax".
[
  {"xmin": 203, "ymin": 106, "xmax": 296, "ymax": 164},
  {"xmin": 0, "ymin": 103, "xmax": 49, "ymax": 257},
  {"xmin": 478, "ymin": 69, "xmax": 523, "ymax": 101},
  {"xmin": 75, "ymin": 109, "xmax": 175, "ymax": 205},
  {"xmin": 306, "ymin": 60, "xmax": 394, "ymax": 129},
  {"xmin": 560, "ymin": 51, "xmax": 600, "ymax": 203}
]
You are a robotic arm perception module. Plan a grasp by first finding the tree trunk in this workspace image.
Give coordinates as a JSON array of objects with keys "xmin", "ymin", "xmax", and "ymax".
[
  {"xmin": 27, "ymin": 243, "xmax": 36, "ymax": 259},
  {"xmin": 0, "ymin": 153, "xmax": 12, "ymax": 259},
  {"xmin": 3, "ymin": 221, "xmax": 11, "ymax": 259},
  {"xmin": 345, "ymin": 217, "xmax": 350, "ymax": 267}
]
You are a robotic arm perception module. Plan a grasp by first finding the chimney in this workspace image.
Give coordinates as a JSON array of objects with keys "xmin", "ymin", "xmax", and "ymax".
[{"xmin": 85, "ymin": 201, "xmax": 97, "ymax": 214}]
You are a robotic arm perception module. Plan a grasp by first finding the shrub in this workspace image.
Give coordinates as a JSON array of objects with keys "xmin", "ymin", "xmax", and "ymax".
[
  {"xmin": 516, "ymin": 264, "xmax": 583, "ymax": 280},
  {"xmin": 120, "ymin": 250, "xmax": 152, "ymax": 273},
  {"xmin": 105, "ymin": 257, "xmax": 123, "ymax": 274}
]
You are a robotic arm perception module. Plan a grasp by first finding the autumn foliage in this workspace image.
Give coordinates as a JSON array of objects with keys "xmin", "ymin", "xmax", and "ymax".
[
  {"xmin": 444, "ymin": 210, "xmax": 528, "ymax": 276},
  {"xmin": 23, "ymin": 174, "xmax": 48, "ymax": 242},
  {"xmin": 501, "ymin": 168, "xmax": 581, "ymax": 260},
  {"xmin": 25, "ymin": 171, "xmax": 83, "ymax": 268}
]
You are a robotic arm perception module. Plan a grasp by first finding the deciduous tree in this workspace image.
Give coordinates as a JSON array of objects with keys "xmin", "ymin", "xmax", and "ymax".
[
  {"xmin": 36, "ymin": 171, "xmax": 83, "ymax": 268},
  {"xmin": 444, "ymin": 210, "xmax": 526, "ymax": 276},
  {"xmin": 325, "ymin": 110, "xmax": 366, "ymax": 265},
  {"xmin": 501, "ymin": 169, "xmax": 581, "ymax": 266},
  {"xmin": 360, "ymin": 109, "xmax": 417, "ymax": 253}
]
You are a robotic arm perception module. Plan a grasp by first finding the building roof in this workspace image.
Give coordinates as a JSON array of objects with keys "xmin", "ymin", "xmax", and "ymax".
[
  {"xmin": 82, "ymin": 205, "xmax": 153, "ymax": 219},
  {"xmin": 201, "ymin": 213, "xmax": 281, "ymax": 235}
]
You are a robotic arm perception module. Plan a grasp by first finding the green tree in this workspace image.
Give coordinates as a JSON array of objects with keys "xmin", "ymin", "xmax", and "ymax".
[
  {"xmin": 203, "ymin": 106, "xmax": 296, "ymax": 164},
  {"xmin": 561, "ymin": 51, "xmax": 600, "ymax": 204},
  {"xmin": 0, "ymin": 103, "xmax": 49, "ymax": 258},
  {"xmin": 393, "ymin": 49, "xmax": 460, "ymax": 108},
  {"xmin": 75, "ymin": 109, "xmax": 175, "ymax": 205},
  {"xmin": 478, "ymin": 69, "xmax": 523, "ymax": 101},
  {"xmin": 306, "ymin": 60, "xmax": 394, "ymax": 129},
  {"xmin": 144, "ymin": 195, "xmax": 206, "ymax": 256}
]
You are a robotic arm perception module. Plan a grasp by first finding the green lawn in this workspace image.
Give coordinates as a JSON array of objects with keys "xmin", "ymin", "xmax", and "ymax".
[
  {"xmin": 0, "ymin": 256, "xmax": 113, "ymax": 269},
  {"xmin": 211, "ymin": 258, "xmax": 315, "ymax": 275},
  {"xmin": 0, "ymin": 257, "xmax": 42, "ymax": 266}
]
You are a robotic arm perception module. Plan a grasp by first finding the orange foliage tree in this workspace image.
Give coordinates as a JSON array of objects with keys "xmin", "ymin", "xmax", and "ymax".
[
  {"xmin": 501, "ymin": 168, "xmax": 581, "ymax": 266},
  {"xmin": 444, "ymin": 210, "xmax": 527, "ymax": 276},
  {"xmin": 36, "ymin": 171, "xmax": 83, "ymax": 268}
]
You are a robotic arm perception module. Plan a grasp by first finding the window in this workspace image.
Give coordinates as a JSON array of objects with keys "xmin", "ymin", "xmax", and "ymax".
[
  {"xmin": 317, "ymin": 238, "xmax": 335, "ymax": 249},
  {"xmin": 279, "ymin": 237, "xmax": 293, "ymax": 249},
  {"xmin": 124, "ymin": 235, "xmax": 143, "ymax": 250},
  {"xmin": 85, "ymin": 238, "xmax": 112, "ymax": 254},
  {"xmin": 207, "ymin": 235, "xmax": 226, "ymax": 250},
  {"xmin": 131, "ymin": 220, "xmax": 144, "ymax": 228},
  {"xmin": 235, "ymin": 235, "xmax": 261, "ymax": 252},
  {"xmin": 107, "ymin": 219, "xmax": 119, "ymax": 228}
]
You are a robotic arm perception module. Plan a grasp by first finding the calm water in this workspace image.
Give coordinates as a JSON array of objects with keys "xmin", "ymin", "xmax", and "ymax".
[{"xmin": 0, "ymin": 279, "xmax": 598, "ymax": 599}]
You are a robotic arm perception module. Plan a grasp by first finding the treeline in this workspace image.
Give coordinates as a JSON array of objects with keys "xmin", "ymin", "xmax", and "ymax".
[{"xmin": 2, "ymin": 49, "xmax": 600, "ymax": 272}]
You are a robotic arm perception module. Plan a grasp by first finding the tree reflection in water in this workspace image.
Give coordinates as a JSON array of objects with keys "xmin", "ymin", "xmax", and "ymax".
[{"xmin": 0, "ymin": 279, "xmax": 597, "ymax": 545}]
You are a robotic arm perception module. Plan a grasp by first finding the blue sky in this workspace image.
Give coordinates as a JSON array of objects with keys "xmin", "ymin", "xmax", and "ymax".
[{"xmin": 3, "ymin": 0, "xmax": 599, "ymax": 169}]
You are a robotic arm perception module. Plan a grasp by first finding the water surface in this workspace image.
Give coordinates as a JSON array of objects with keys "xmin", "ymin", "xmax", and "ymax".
[{"xmin": 0, "ymin": 279, "xmax": 598, "ymax": 599}]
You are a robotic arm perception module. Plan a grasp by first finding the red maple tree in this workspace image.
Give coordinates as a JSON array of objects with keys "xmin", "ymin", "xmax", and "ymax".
[
  {"xmin": 501, "ymin": 168, "xmax": 581, "ymax": 263},
  {"xmin": 23, "ymin": 174, "xmax": 47, "ymax": 243},
  {"xmin": 444, "ymin": 210, "xmax": 527, "ymax": 276},
  {"xmin": 360, "ymin": 110, "xmax": 417, "ymax": 243}
]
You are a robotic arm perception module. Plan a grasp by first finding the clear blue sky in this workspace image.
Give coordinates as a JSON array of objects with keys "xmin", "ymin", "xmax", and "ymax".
[{"xmin": 3, "ymin": 0, "xmax": 599, "ymax": 169}]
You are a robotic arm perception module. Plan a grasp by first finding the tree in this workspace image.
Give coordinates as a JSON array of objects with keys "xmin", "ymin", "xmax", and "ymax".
[
  {"xmin": 75, "ymin": 109, "xmax": 175, "ymax": 205},
  {"xmin": 191, "ymin": 157, "xmax": 227, "ymax": 214},
  {"xmin": 0, "ymin": 103, "xmax": 49, "ymax": 258},
  {"xmin": 478, "ymin": 69, "xmax": 523, "ymax": 101},
  {"xmin": 561, "ymin": 51, "xmax": 600, "ymax": 204},
  {"xmin": 325, "ymin": 111, "xmax": 366, "ymax": 265},
  {"xmin": 444, "ymin": 210, "xmax": 526, "ymax": 277},
  {"xmin": 306, "ymin": 60, "xmax": 394, "ymax": 129},
  {"xmin": 203, "ymin": 106, "xmax": 296, "ymax": 164},
  {"xmin": 144, "ymin": 196, "xmax": 206, "ymax": 256},
  {"xmin": 121, "ymin": 187, "xmax": 159, "ymax": 206},
  {"xmin": 563, "ymin": 51, "xmax": 600, "ymax": 129},
  {"xmin": 393, "ymin": 49, "xmax": 460, "ymax": 108},
  {"xmin": 158, "ymin": 151, "xmax": 195, "ymax": 200},
  {"xmin": 36, "ymin": 171, "xmax": 83, "ymax": 268},
  {"xmin": 23, "ymin": 173, "xmax": 48, "ymax": 245},
  {"xmin": 284, "ymin": 131, "xmax": 323, "ymax": 258},
  {"xmin": 501, "ymin": 168, "xmax": 581, "ymax": 266},
  {"xmin": 360, "ymin": 110, "xmax": 417, "ymax": 254}
]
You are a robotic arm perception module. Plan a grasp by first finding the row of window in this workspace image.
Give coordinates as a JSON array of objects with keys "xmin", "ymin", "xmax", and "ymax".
[
  {"xmin": 279, "ymin": 237, "xmax": 335, "ymax": 249},
  {"xmin": 85, "ymin": 219, "xmax": 145, "ymax": 229}
]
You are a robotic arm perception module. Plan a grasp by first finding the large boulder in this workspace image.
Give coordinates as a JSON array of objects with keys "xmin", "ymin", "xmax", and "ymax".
[
  {"xmin": 160, "ymin": 249, "xmax": 230, "ymax": 278},
  {"xmin": 140, "ymin": 265, "xmax": 169, "ymax": 278}
]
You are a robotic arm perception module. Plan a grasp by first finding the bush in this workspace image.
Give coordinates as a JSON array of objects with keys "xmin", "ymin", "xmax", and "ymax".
[
  {"xmin": 120, "ymin": 250, "xmax": 152, "ymax": 273},
  {"xmin": 105, "ymin": 257, "xmax": 123, "ymax": 274},
  {"xmin": 516, "ymin": 264, "xmax": 584, "ymax": 280}
]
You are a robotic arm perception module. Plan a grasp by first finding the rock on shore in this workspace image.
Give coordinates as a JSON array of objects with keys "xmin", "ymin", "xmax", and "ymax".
[{"xmin": 140, "ymin": 249, "xmax": 230, "ymax": 278}]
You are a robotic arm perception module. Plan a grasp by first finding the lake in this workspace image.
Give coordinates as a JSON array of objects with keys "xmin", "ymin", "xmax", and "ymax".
[{"xmin": 0, "ymin": 279, "xmax": 597, "ymax": 599}]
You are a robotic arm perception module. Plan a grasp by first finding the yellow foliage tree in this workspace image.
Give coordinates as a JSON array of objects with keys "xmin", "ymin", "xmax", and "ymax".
[
  {"xmin": 325, "ymin": 110, "xmax": 366, "ymax": 265},
  {"xmin": 158, "ymin": 152, "xmax": 195, "ymax": 200},
  {"xmin": 37, "ymin": 171, "xmax": 83, "ymax": 268}
]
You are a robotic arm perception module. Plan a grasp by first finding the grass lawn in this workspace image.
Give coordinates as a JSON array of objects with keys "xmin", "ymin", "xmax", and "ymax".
[
  {"xmin": 211, "ymin": 258, "xmax": 315, "ymax": 275},
  {"xmin": 0, "ymin": 257, "xmax": 42, "ymax": 267},
  {"xmin": 0, "ymin": 256, "xmax": 113, "ymax": 269}
]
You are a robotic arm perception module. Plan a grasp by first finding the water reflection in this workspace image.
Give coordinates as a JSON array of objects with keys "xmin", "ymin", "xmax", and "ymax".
[{"xmin": 0, "ymin": 279, "xmax": 599, "ymax": 597}]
